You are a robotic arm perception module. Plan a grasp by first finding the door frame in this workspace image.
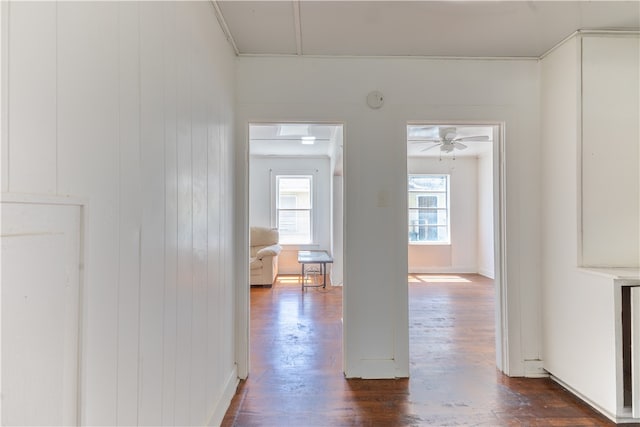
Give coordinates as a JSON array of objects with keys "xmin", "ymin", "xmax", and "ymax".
[
  {"xmin": 235, "ymin": 119, "xmax": 510, "ymax": 378},
  {"xmin": 234, "ymin": 120, "xmax": 346, "ymax": 379}
]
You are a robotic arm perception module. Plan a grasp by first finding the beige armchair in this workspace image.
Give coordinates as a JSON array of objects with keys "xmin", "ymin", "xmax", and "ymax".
[{"xmin": 250, "ymin": 227, "xmax": 282, "ymax": 286}]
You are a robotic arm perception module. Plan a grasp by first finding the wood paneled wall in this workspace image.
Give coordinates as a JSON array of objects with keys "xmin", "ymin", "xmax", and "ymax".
[{"xmin": 1, "ymin": 2, "xmax": 237, "ymax": 425}]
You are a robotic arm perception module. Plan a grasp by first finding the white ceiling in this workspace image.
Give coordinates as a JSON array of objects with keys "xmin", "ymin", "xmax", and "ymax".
[
  {"xmin": 250, "ymin": 123, "xmax": 342, "ymax": 157},
  {"xmin": 215, "ymin": 1, "xmax": 639, "ymax": 58}
]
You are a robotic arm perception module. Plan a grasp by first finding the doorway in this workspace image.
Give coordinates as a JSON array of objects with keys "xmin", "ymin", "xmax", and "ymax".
[
  {"xmin": 406, "ymin": 122, "xmax": 505, "ymax": 370},
  {"xmin": 247, "ymin": 122, "xmax": 345, "ymax": 369}
]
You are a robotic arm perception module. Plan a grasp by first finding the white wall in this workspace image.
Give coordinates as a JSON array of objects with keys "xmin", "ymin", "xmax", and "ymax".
[
  {"xmin": 249, "ymin": 156, "xmax": 332, "ymax": 274},
  {"xmin": 407, "ymin": 156, "xmax": 478, "ymax": 273},
  {"xmin": 477, "ymin": 151, "xmax": 495, "ymax": 278},
  {"xmin": 541, "ymin": 34, "xmax": 640, "ymax": 421},
  {"xmin": 1, "ymin": 2, "xmax": 237, "ymax": 425},
  {"xmin": 236, "ymin": 56, "xmax": 541, "ymax": 378}
]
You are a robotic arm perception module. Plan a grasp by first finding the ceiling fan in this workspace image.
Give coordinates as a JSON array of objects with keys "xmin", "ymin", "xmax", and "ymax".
[{"xmin": 410, "ymin": 126, "xmax": 489, "ymax": 153}]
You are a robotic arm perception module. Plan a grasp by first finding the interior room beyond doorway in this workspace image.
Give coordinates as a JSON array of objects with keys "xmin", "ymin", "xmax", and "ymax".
[
  {"xmin": 407, "ymin": 124, "xmax": 496, "ymax": 278},
  {"xmin": 248, "ymin": 123, "xmax": 344, "ymax": 287}
]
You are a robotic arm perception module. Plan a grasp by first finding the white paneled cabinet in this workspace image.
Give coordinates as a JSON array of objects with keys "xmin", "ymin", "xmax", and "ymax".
[
  {"xmin": 581, "ymin": 36, "xmax": 640, "ymax": 268},
  {"xmin": 633, "ymin": 287, "xmax": 640, "ymax": 418},
  {"xmin": 541, "ymin": 33, "xmax": 640, "ymax": 423}
]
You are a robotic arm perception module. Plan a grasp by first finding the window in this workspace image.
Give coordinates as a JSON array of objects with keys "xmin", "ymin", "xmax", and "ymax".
[
  {"xmin": 276, "ymin": 175, "xmax": 313, "ymax": 244},
  {"xmin": 408, "ymin": 174, "xmax": 450, "ymax": 244}
]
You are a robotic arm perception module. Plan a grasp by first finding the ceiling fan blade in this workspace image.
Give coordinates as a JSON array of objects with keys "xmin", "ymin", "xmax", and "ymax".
[
  {"xmin": 453, "ymin": 142, "xmax": 468, "ymax": 150},
  {"xmin": 419, "ymin": 144, "xmax": 441, "ymax": 152},
  {"xmin": 410, "ymin": 138, "xmax": 441, "ymax": 144},
  {"xmin": 453, "ymin": 135, "xmax": 489, "ymax": 142}
]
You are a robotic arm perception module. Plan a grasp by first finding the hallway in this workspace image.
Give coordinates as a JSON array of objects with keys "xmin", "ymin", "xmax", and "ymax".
[{"xmin": 222, "ymin": 275, "xmax": 613, "ymax": 426}]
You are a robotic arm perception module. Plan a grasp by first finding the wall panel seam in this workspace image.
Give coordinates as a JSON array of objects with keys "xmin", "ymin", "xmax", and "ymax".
[
  {"xmin": 55, "ymin": 1, "xmax": 58, "ymax": 195},
  {"xmin": 135, "ymin": 4, "xmax": 142, "ymax": 425},
  {"xmin": 5, "ymin": 0, "xmax": 10, "ymax": 192},
  {"xmin": 115, "ymin": 3, "xmax": 121, "ymax": 423}
]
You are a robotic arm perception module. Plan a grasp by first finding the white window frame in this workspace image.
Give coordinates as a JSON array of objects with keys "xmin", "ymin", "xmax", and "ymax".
[
  {"xmin": 408, "ymin": 174, "xmax": 451, "ymax": 245},
  {"xmin": 271, "ymin": 171, "xmax": 317, "ymax": 245}
]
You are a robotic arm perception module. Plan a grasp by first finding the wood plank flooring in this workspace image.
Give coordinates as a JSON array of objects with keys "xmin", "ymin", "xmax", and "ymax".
[{"xmin": 222, "ymin": 274, "xmax": 619, "ymax": 426}]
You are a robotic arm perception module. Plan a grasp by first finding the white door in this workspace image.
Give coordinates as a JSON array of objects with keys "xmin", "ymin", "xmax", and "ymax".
[{"xmin": 1, "ymin": 201, "xmax": 82, "ymax": 426}]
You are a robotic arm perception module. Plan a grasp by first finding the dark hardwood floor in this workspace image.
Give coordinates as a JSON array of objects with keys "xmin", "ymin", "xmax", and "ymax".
[{"xmin": 222, "ymin": 274, "xmax": 618, "ymax": 426}]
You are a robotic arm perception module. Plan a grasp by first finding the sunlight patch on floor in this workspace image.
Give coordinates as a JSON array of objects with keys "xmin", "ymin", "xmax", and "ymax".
[
  {"xmin": 276, "ymin": 276, "xmax": 300, "ymax": 284},
  {"xmin": 409, "ymin": 274, "xmax": 471, "ymax": 283}
]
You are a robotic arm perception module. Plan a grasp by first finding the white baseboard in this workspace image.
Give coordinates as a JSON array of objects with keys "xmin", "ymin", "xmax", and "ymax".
[
  {"xmin": 478, "ymin": 268, "xmax": 495, "ymax": 279},
  {"xmin": 346, "ymin": 358, "xmax": 402, "ymax": 379},
  {"xmin": 208, "ymin": 366, "xmax": 239, "ymax": 427},
  {"xmin": 523, "ymin": 360, "xmax": 548, "ymax": 378},
  {"xmin": 409, "ymin": 266, "xmax": 477, "ymax": 274},
  {"xmin": 550, "ymin": 374, "xmax": 640, "ymax": 424}
]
